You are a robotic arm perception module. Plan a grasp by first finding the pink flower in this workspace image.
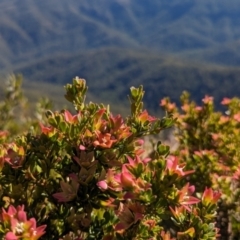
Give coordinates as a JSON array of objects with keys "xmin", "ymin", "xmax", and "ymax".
[
  {"xmin": 234, "ymin": 113, "xmax": 240, "ymax": 122},
  {"xmin": 93, "ymin": 108, "xmax": 106, "ymax": 130},
  {"xmin": 137, "ymin": 110, "xmax": 156, "ymax": 123},
  {"xmin": 4, "ymin": 147, "xmax": 25, "ymax": 168},
  {"xmin": 166, "ymin": 156, "xmax": 194, "ymax": 177},
  {"xmin": 2, "ymin": 205, "xmax": 46, "ymax": 240},
  {"xmin": 160, "ymin": 98, "xmax": 167, "ymax": 107},
  {"xmin": 202, "ymin": 188, "xmax": 221, "ymax": 206},
  {"xmin": 219, "ymin": 116, "xmax": 229, "ymax": 124},
  {"xmin": 133, "ymin": 139, "xmax": 145, "ymax": 156},
  {"xmin": 119, "ymin": 165, "xmax": 151, "ymax": 199},
  {"xmin": 64, "ymin": 110, "xmax": 81, "ymax": 124},
  {"xmin": 97, "ymin": 180, "xmax": 108, "ymax": 190},
  {"xmin": 177, "ymin": 183, "xmax": 200, "ymax": 210},
  {"xmin": 39, "ymin": 123, "xmax": 56, "ymax": 137},
  {"xmin": 143, "ymin": 219, "xmax": 156, "ymax": 229},
  {"xmin": 79, "ymin": 145, "xmax": 86, "ymax": 150},
  {"xmin": 2, "ymin": 205, "xmax": 25, "ymax": 223},
  {"xmin": 181, "ymin": 104, "xmax": 190, "ymax": 112},
  {"xmin": 22, "ymin": 218, "xmax": 46, "ymax": 240},
  {"xmin": 5, "ymin": 232, "xmax": 19, "ymax": 240},
  {"xmin": 109, "ymin": 115, "xmax": 132, "ymax": 140},
  {"xmin": 169, "ymin": 205, "xmax": 186, "ymax": 220},
  {"xmin": 93, "ymin": 131, "xmax": 117, "ymax": 149},
  {"xmin": 120, "ymin": 165, "xmax": 137, "ymax": 189},
  {"xmin": 97, "ymin": 169, "xmax": 122, "ymax": 192},
  {"xmin": 211, "ymin": 133, "xmax": 221, "ymax": 141},
  {"xmin": 221, "ymin": 97, "xmax": 231, "ymax": 105},
  {"xmin": 97, "ymin": 165, "xmax": 151, "ymax": 198},
  {"xmin": 202, "ymin": 95, "xmax": 213, "ymax": 104},
  {"xmin": 126, "ymin": 155, "xmax": 150, "ymax": 169},
  {"xmin": 195, "ymin": 106, "xmax": 202, "ymax": 111}
]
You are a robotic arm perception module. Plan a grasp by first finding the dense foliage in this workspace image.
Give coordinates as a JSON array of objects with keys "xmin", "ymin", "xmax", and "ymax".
[
  {"xmin": 161, "ymin": 92, "xmax": 240, "ymax": 239},
  {"xmin": 0, "ymin": 76, "xmax": 222, "ymax": 239}
]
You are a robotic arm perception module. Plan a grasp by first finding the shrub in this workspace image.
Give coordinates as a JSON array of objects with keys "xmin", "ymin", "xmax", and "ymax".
[
  {"xmin": 161, "ymin": 91, "xmax": 240, "ymax": 239},
  {"xmin": 0, "ymin": 77, "xmax": 220, "ymax": 239}
]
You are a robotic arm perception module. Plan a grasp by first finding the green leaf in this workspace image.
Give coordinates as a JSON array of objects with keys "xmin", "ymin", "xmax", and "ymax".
[
  {"xmin": 130, "ymin": 87, "xmax": 138, "ymax": 99},
  {"xmin": 160, "ymin": 117, "xmax": 174, "ymax": 128},
  {"xmin": 59, "ymin": 121, "xmax": 68, "ymax": 132},
  {"xmin": 48, "ymin": 117, "xmax": 58, "ymax": 128},
  {"xmin": 49, "ymin": 169, "xmax": 63, "ymax": 181},
  {"xmin": 157, "ymin": 143, "xmax": 170, "ymax": 156},
  {"xmin": 103, "ymin": 210, "xmax": 112, "ymax": 223}
]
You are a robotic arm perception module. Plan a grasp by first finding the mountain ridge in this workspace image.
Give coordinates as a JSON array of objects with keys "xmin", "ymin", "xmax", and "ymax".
[{"xmin": 2, "ymin": 0, "xmax": 240, "ymax": 69}]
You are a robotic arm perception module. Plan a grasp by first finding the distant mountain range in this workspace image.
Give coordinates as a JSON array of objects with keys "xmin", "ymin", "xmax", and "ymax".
[{"xmin": 1, "ymin": 0, "xmax": 240, "ymax": 111}]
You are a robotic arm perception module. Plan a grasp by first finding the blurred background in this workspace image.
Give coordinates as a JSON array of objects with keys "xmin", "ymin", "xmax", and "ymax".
[{"xmin": 1, "ymin": 0, "xmax": 240, "ymax": 114}]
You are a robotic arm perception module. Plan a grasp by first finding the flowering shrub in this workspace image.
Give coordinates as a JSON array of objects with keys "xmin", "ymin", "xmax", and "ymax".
[
  {"xmin": 0, "ymin": 77, "xmax": 220, "ymax": 239},
  {"xmin": 161, "ymin": 91, "xmax": 240, "ymax": 239}
]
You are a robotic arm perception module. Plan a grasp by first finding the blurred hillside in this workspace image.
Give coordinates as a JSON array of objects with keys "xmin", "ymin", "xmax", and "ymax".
[
  {"xmin": 14, "ymin": 48, "xmax": 240, "ymax": 111},
  {"xmin": 1, "ymin": 0, "xmax": 240, "ymax": 111}
]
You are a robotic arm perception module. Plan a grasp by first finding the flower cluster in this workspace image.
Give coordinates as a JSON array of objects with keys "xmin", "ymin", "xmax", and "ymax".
[{"xmin": 1, "ymin": 205, "xmax": 46, "ymax": 240}]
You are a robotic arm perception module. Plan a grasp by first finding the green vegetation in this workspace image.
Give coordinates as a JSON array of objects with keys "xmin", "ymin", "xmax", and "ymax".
[
  {"xmin": 161, "ymin": 92, "xmax": 240, "ymax": 239},
  {"xmin": 0, "ymin": 77, "xmax": 221, "ymax": 239}
]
